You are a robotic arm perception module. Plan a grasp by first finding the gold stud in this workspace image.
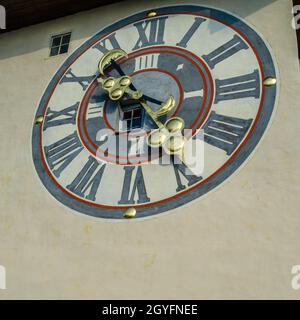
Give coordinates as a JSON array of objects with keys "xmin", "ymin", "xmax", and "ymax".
[
  {"xmin": 165, "ymin": 135, "xmax": 186, "ymax": 154},
  {"xmin": 165, "ymin": 117, "xmax": 185, "ymax": 133},
  {"xmin": 155, "ymin": 95, "xmax": 176, "ymax": 118},
  {"xmin": 147, "ymin": 129, "xmax": 167, "ymax": 148},
  {"xmin": 35, "ymin": 115, "xmax": 44, "ymax": 125},
  {"xmin": 98, "ymin": 48, "xmax": 128, "ymax": 75},
  {"xmin": 119, "ymin": 76, "xmax": 131, "ymax": 87},
  {"xmin": 103, "ymin": 78, "xmax": 115, "ymax": 89},
  {"xmin": 263, "ymin": 77, "xmax": 277, "ymax": 87},
  {"xmin": 111, "ymin": 88, "xmax": 123, "ymax": 100},
  {"xmin": 123, "ymin": 208, "xmax": 136, "ymax": 219},
  {"xmin": 147, "ymin": 10, "xmax": 157, "ymax": 18}
]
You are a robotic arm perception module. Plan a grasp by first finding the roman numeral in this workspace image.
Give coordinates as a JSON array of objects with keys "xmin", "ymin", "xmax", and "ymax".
[
  {"xmin": 86, "ymin": 105, "xmax": 104, "ymax": 120},
  {"xmin": 60, "ymin": 69, "xmax": 95, "ymax": 90},
  {"xmin": 215, "ymin": 70, "xmax": 260, "ymax": 103},
  {"xmin": 92, "ymin": 32, "xmax": 121, "ymax": 54},
  {"xmin": 43, "ymin": 102, "xmax": 79, "ymax": 131},
  {"xmin": 132, "ymin": 17, "xmax": 168, "ymax": 50},
  {"xmin": 134, "ymin": 53, "xmax": 159, "ymax": 71},
  {"xmin": 203, "ymin": 111, "xmax": 252, "ymax": 155},
  {"xmin": 86, "ymin": 93, "xmax": 106, "ymax": 120},
  {"xmin": 44, "ymin": 131, "xmax": 83, "ymax": 178},
  {"xmin": 172, "ymin": 157, "xmax": 202, "ymax": 192},
  {"xmin": 202, "ymin": 35, "xmax": 248, "ymax": 69},
  {"xmin": 184, "ymin": 89, "xmax": 204, "ymax": 100},
  {"xmin": 118, "ymin": 166, "xmax": 150, "ymax": 204},
  {"xmin": 176, "ymin": 17, "xmax": 206, "ymax": 48},
  {"xmin": 67, "ymin": 156, "xmax": 106, "ymax": 201}
]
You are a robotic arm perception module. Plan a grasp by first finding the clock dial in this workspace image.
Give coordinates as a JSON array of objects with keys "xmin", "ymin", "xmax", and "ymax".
[{"xmin": 32, "ymin": 5, "xmax": 278, "ymax": 219}]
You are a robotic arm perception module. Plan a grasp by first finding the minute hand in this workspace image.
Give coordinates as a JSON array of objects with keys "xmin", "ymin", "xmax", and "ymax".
[
  {"xmin": 125, "ymin": 87, "xmax": 164, "ymax": 129},
  {"xmin": 110, "ymin": 59, "xmax": 162, "ymax": 105}
]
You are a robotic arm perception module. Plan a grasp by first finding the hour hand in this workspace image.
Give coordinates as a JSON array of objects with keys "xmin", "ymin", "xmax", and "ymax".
[
  {"xmin": 98, "ymin": 76, "xmax": 142, "ymax": 101},
  {"xmin": 98, "ymin": 48, "xmax": 128, "ymax": 76},
  {"xmin": 99, "ymin": 49, "xmax": 163, "ymax": 105},
  {"xmin": 109, "ymin": 60, "xmax": 163, "ymax": 105},
  {"xmin": 98, "ymin": 74, "xmax": 176, "ymax": 119},
  {"xmin": 153, "ymin": 96, "xmax": 176, "ymax": 118},
  {"xmin": 142, "ymin": 94, "xmax": 163, "ymax": 106}
]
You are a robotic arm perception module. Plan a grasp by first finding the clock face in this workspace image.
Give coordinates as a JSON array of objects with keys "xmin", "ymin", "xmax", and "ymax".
[{"xmin": 32, "ymin": 5, "xmax": 278, "ymax": 219}]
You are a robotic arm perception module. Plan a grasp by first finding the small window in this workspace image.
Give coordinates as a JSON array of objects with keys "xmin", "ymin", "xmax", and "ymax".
[
  {"xmin": 50, "ymin": 32, "xmax": 71, "ymax": 57},
  {"xmin": 120, "ymin": 101, "xmax": 143, "ymax": 131},
  {"xmin": 123, "ymin": 108, "xmax": 143, "ymax": 130},
  {"xmin": 119, "ymin": 99, "xmax": 144, "ymax": 131}
]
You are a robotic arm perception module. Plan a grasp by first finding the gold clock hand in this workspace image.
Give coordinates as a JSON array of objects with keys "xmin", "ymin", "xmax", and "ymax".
[
  {"xmin": 98, "ymin": 48, "xmax": 128, "ymax": 75},
  {"xmin": 97, "ymin": 74, "xmax": 176, "ymax": 129},
  {"xmin": 139, "ymin": 100, "xmax": 165, "ymax": 129},
  {"xmin": 98, "ymin": 49, "xmax": 178, "ymax": 121},
  {"xmin": 98, "ymin": 74, "xmax": 189, "ymax": 164},
  {"xmin": 99, "ymin": 49, "xmax": 163, "ymax": 105},
  {"xmin": 97, "ymin": 52, "xmax": 187, "ymax": 156}
]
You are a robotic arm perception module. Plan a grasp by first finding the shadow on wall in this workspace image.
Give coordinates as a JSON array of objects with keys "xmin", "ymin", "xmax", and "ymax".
[{"xmin": 0, "ymin": 0, "xmax": 279, "ymax": 60}]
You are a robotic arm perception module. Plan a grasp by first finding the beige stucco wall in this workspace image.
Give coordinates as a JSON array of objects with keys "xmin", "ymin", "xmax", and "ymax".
[{"xmin": 0, "ymin": 0, "xmax": 299, "ymax": 299}]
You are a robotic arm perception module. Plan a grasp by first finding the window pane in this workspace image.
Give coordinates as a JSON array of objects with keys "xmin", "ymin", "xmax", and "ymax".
[
  {"xmin": 123, "ymin": 111, "xmax": 132, "ymax": 120},
  {"xmin": 62, "ymin": 33, "xmax": 71, "ymax": 45},
  {"xmin": 50, "ymin": 32, "xmax": 72, "ymax": 57},
  {"xmin": 133, "ymin": 108, "xmax": 141, "ymax": 118},
  {"xmin": 132, "ymin": 118, "xmax": 142, "ymax": 129},
  {"xmin": 59, "ymin": 44, "xmax": 69, "ymax": 54},
  {"xmin": 126, "ymin": 120, "xmax": 132, "ymax": 130},
  {"xmin": 50, "ymin": 46, "xmax": 59, "ymax": 56},
  {"xmin": 51, "ymin": 36, "xmax": 61, "ymax": 47}
]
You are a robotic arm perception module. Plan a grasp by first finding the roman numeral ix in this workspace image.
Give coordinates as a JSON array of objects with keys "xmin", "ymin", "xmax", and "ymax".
[{"xmin": 43, "ymin": 102, "xmax": 79, "ymax": 131}]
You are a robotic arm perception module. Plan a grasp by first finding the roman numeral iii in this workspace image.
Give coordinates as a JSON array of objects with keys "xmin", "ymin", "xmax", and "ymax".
[{"xmin": 215, "ymin": 69, "xmax": 260, "ymax": 103}]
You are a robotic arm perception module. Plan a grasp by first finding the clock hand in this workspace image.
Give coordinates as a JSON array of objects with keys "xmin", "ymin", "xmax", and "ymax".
[
  {"xmin": 98, "ymin": 74, "xmax": 176, "ymax": 119},
  {"xmin": 125, "ymin": 88, "xmax": 186, "ymax": 153},
  {"xmin": 126, "ymin": 92, "xmax": 186, "ymax": 157},
  {"xmin": 98, "ymin": 49, "xmax": 185, "ymax": 153},
  {"xmin": 99, "ymin": 49, "xmax": 164, "ymax": 105},
  {"xmin": 98, "ymin": 74, "xmax": 187, "ymax": 157},
  {"xmin": 109, "ymin": 59, "xmax": 163, "ymax": 106},
  {"xmin": 109, "ymin": 59, "xmax": 125, "ymax": 76},
  {"xmin": 142, "ymin": 95, "xmax": 164, "ymax": 106}
]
